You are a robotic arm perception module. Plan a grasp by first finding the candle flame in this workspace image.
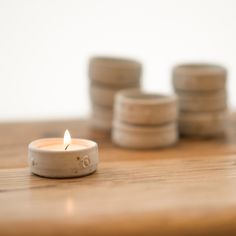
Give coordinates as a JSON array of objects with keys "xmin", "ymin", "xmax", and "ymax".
[{"xmin": 64, "ymin": 130, "xmax": 71, "ymax": 149}]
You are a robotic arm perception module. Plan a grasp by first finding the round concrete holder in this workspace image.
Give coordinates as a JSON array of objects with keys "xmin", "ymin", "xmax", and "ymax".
[
  {"xmin": 173, "ymin": 63, "xmax": 227, "ymax": 91},
  {"xmin": 114, "ymin": 89, "xmax": 178, "ymax": 125},
  {"xmin": 175, "ymin": 89, "xmax": 227, "ymax": 112},
  {"xmin": 179, "ymin": 111, "xmax": 227, "ymax": 137},
  {"xmin": 28, "ymin": 138, "xmax": 99, "ymax": 178},
  {"xmin": 112, "ymin": 89, "xmax": 178, "ymax": 149},
  {"xmin": 89, "ymin": 56, "xmax": 142, "ymax": 86},
  {"xmin": 172, "ymin": 63, "xmax": 228, "ymax": 138},
  {"xmin": 88, "ymin": 56, "xmax": 142, "ymax": 131},
  {"xmin": 90, "ymin": 83, "xmax": 140, "ymax": 108},
  {"xmin": 112, "ymin": 121, "xmax": 178, "ymax": 149}
]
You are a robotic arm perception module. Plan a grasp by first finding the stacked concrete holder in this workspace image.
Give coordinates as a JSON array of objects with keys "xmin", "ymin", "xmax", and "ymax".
[
  {"xmin": 172, "ymin": 63, "xmax": 228, "ymax": 137},
  {"xmin": 89, "ymin": 57, "xmax": 142, "ymax": 131},
  {"xmin": 112, "ymin": 89, "xmax": 179, "ymax": 149}
]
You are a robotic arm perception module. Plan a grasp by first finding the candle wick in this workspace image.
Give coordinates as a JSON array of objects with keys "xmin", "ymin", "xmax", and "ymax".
[{"xmin": 65, "ymin": 144, "xmax": 70, "ymax": 150}]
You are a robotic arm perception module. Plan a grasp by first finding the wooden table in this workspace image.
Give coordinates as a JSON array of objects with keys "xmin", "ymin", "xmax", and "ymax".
[{"xmin": 1, "ymin": 116, "xmax": 236, "ymax": 236}]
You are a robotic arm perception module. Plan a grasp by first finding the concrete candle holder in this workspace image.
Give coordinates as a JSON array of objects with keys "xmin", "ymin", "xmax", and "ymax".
[
  {"xmin": 179, "ymin": 110, "xmax": 228, "ymax": 137},
  {"xmin": 29, "ymin": 138, "xmax": 99, "ymax": 178},
  {"xmin": 176, "ymin": 89, "xmax": 227, "ymax": 112},
  {"xmin": 88, "ymin": 56, "xmax": 142, "ymax": 132},
  {"xmin": 173, "ymin": 64, "xmax": 227, "ymax": 91},
  {"xmin": 114, "ymin": 89, "xmax": 178, "ymax": 125},
  {"xmin": 90, "ymin": 83, "xmax": 140, "ymax": 108},
  {"xmin": 112, "ymin": 121, "xmax": 178, "ymax": 149},
  {"xmin": 172, "ymin": 63, "xmax": 228, "ymax": 138},
  {"xmin": 89, "ymin": 57, "xmax": 142, "ymax": 86},
  {"xmin": 112, "ymin": 89, "xmax": 179, "ymax": 149}
]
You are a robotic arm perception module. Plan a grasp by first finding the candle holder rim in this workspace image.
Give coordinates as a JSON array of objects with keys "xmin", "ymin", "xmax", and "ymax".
[
  {"xmin": 116, "ymin": 89, "xmax": 178, "ymax": 105},
  {"xmin": 89, "ymin": 56, "xmax": 141, "ymax": 68},
  {"xmin": 28, "ymin": 138, "xmax": 98, "ymax": 153},
  {"xmin": 173, "ymin": 63, "xmax": 226, "ymax": 75}
]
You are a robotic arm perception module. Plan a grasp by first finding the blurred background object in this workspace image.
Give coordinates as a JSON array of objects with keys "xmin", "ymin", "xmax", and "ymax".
[
  {"xmin": 0, "ymin": 0, "xmax": 236, "ymax": 121},
  {"xmin": 173, "ymin": 63, "xmax": 228, "ymax": 137},
  {"xmin": 89, "ymin": 56, "xmax": 141, "ymax": 131}
]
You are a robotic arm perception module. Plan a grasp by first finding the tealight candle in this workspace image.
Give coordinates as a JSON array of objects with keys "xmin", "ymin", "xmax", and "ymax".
[{"xmin": 28, "ymin": 130, "xmax": 99, "ymax": 178}]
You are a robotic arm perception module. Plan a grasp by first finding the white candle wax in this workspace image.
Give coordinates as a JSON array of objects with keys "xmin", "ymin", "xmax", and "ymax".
[{"xmin": 38, "ymin": 139, "xmax": 91, "ymax": 151}]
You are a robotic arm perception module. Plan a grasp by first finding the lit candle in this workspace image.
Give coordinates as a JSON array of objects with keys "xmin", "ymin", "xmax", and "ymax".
[{"xmin": 28, "ymin": 130, "xmax": 99, "ymax": 178}]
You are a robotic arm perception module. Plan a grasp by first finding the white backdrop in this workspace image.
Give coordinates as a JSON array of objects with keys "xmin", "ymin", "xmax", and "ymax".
[{"xmin": 0, "ymin": 0, "xmax": 236, "ymax": 121}]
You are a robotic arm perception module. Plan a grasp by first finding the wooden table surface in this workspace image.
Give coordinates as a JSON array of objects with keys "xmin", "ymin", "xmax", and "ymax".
[{"xmin": 1, "ymin": 115, "xmax": 236, "ymax": 236}]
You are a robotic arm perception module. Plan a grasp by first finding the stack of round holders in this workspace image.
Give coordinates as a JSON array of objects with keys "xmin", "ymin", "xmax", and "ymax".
[
  {"xmin": 172, "ymin": 63, "xmax": 228, "ymax": 137},
  {"xmin": 112, "ymin": 89, "xmax": 179, "ymax": 149},
  {"xmin": 89, "ymin": 57, "xmax": 142, "ymax": 131}
]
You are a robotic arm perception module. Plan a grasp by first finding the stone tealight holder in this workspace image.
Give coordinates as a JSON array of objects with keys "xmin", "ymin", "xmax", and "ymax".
[
  {"xmin": 113, "ymin": 121, "xmax": 178, "ymax": 149},
  {"xmin": 29, "ymin": 138, "xmax": 99, "ymax": 178},
  {"xmin": 172, "ymin": 63, "xmax": 228, "ymax": 138},
  {"xmin": 177, "ymin": 89, "xmax": 227, "ymax": 112},
  {"xmin": 179, "ymin": 110, "xmax": 228, "ymax": 137},
  {"xmin": 114, "ymin": 89, "xmax": 178, "ymax": 125},
  {"xmin": 112, "ymin": 89, "xmax": 179, "ymax": 149},
  {"xmin": 89, "ymin": 57, "xmax": 142, "ymax": 86},
  {"xmin": 88, "ymin": 56, "xmax": 142, "ymax": 132},
  {"xmin": 173, "ymin": 64, "xmax": 227, "ymax": 91},
  {"xmin": 90, "ymin": 83, "xmax": 140, "ymax": 108}
]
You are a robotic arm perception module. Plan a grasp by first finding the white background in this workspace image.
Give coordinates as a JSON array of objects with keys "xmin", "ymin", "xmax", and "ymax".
[{"xmin": 0, "ymin": 0, "xmax": 235, "ymax": 121}]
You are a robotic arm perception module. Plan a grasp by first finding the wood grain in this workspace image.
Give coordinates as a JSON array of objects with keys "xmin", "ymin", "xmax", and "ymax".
[{"xmin": 1, "ymin": 114, "xmax": 236, "ymax": 235}]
